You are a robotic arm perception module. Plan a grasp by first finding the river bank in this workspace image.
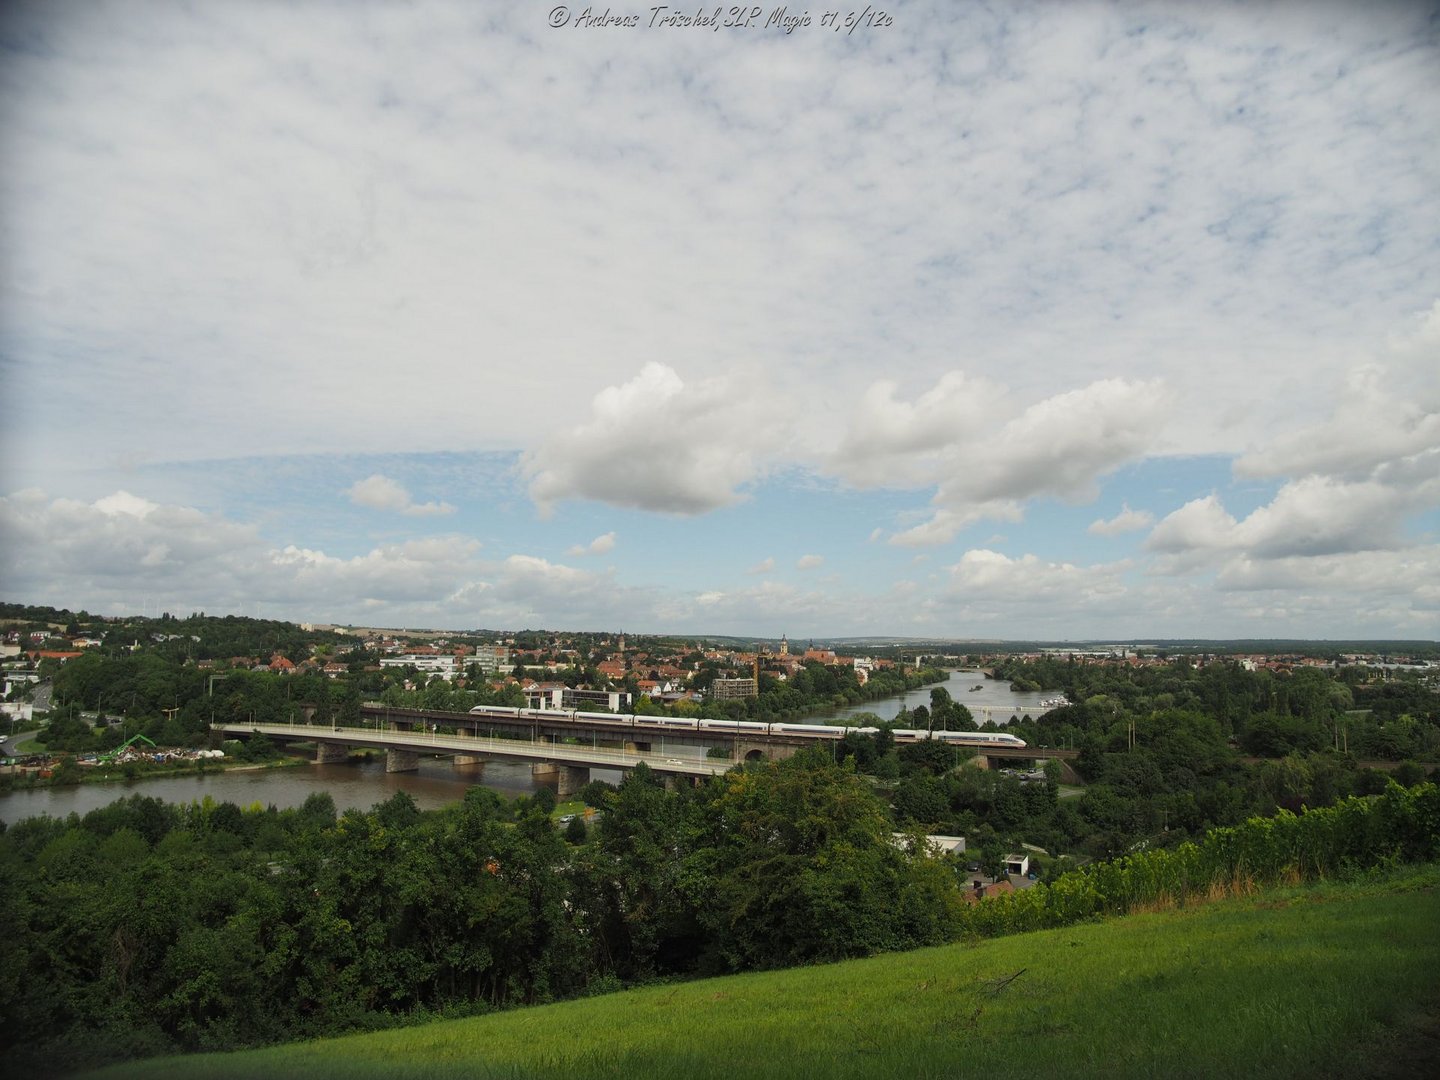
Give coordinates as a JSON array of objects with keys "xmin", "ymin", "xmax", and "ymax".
[
  {"xmin": 0, "ymin": 751, "xmax": 311, "ymax": 794},
  {"xmin": 0, "ymin": 750, "xmax": 546, "ymax": 823}
]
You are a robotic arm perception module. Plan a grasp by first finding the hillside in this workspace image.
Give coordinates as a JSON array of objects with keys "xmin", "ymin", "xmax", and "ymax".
[{"xmin": 78, "ymin": 866, "xmax": 1440, "ymax": 1080}]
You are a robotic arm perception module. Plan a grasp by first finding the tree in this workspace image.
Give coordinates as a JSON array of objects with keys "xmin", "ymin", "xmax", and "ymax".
[
  {"xmin": 892, "ymin": 775, "xmax": 948, "ymax": 825},
  {"xmin": 692, "ymin": 748, "xmax": 960, "ymax": 971},
  {"xmin": 376, "ymin": 791, "xmax": 420, "ymax": 830},
  {"xmin": 531, "ymin": 786, "xmax": 557, "ymax": 816}
]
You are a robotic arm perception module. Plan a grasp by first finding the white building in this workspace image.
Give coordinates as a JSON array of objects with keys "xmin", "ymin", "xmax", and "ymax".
[{"xmin": 379, "ymin": 654, "xmax": 462, "ymax": 680}]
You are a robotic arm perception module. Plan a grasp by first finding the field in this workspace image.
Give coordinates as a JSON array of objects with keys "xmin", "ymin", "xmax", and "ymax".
[{"xmin": 78, "ymin": 865, "xmax": 1440, "ymax": 1080}]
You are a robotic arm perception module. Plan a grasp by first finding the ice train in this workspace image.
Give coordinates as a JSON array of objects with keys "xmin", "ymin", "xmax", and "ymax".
[{"xmin": 466, "ymin": 704, "xmax": 1026, "ymax": 748}]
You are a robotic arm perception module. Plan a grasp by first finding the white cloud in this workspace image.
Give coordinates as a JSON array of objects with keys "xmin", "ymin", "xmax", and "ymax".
[
  {"xmin": 1089, "ymin": 504, "xmax": 1155, "ymax": 536},
  {"xmin": 950, "ymin": 379, "xmax": 1171, "ymax": 505},
  {"xmin": 796, "ymin": 554, "xmax": 824, "ymax": 570},
  {"xmin": 92, "ymin": 491, "xmax": 160, "ymax": 518},
  {"xmin": 1215, "ymin": 548, "xmax": 1440, "ymax": 605},
  {"xmin": 1145, "ymin": 307, "xmax": 1440, "ymax": 584},
  {"xmin": 1234, "ymin": 362, "xmax": 1440, "ymax": 483},
  {"xmin": 267, "ymin": 536, "xmax": 482, "ymax": 603},
  {"xmin": 568, "ymin": 531, "xmax": 617, "ymax": 557},
  {"xmin": 1147, "ymin": 477, "xmax": 1418, "ymax": 568},
  {"xmin": 1146, "ymin": 495, "xmax": 1241, "ymax": 564},
  {"xmin": 346, "ymin": 474, "xmax": 455, "ymax": 517},
  {"xmin": 862, "ymin": 376, "xmax": 1171, "ymax": 546},
  {"xmin": 747, "ymin": 557, "xmax": 775, "ymax": 574},
  {"xmin": 522, "ymin": 363, "xmax": 788, "ymax": 515},
  {"xmin": 832, "ymin": 372, "xmax": 1007, "ymax": 488},
  {"xmin": 3, "ymin": 4, "xmax": 1439, "ymax": 639},
  {"xmin": 943, "ymin": 549, "xmax": 1129, "ymax": 605},
  {"xmin": 888, "ymin": 503, "xmax": 1025, "ymax": 549},
  {"xmin": 7, "ymin": 3, "xmax": 1436, "ymax": 489},
  {"xmin": 0, "ymin": 488, "xmax": 482, "ymax": 616}
]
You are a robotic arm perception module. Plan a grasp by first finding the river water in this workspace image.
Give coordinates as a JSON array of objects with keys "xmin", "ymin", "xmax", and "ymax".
[
  {"xmin": 0, "ymin": 757, "xmax": 551, "ymax": 825},
  {"xmin": 0, "ymin": 670, "xmax": 1055, "ymax": 824},
  {"xmin": 814, "ymin": 668, "xmax": 1061, "ymax": 727}
]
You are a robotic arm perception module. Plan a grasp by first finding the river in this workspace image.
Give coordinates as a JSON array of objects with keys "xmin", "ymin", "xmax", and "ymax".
[
  {"xmin": 0, "ymin": 669, "xmax": 1054, "ymax": 824},
  {"xmin": 814, "ymin": 668, "xmax": 1062, "ymax": 726},
  {"xmin": 0, "ymin": 756, "xmax": 556, "ymax": 825}
]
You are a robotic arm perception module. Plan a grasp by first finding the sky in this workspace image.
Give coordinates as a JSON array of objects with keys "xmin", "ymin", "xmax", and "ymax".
[{"xmin": 1, "ymin": 0, "xmax": 1438, "ymax": 640}]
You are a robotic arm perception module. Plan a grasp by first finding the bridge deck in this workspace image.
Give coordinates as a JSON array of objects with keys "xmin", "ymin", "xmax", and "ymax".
[{"xmin": 218, "ymin": 722, "xmax": 735, "ymax": 776}]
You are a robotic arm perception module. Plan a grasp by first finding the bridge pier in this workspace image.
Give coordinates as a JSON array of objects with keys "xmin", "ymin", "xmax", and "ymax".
[
  {"xmin": 452, "ymin": 754, "xmax": 484, "ymax": 766},
  {"xmin": 315, "ymin": 742, "xmax": 350, "ymax": 764},
  {"xmin": 737, "ymin": 742, "xmax": 776, "ymax": 763},
  {"xmin": 530, "ymin": 763, "xmax": 588, "ymax": 795},
  {"xmin": 1055, "ymin": 759, "xmax": 1084, "ymax": 785},
  {"xmin": 556, "ymin": 765, "xmax": 588, "ymax": 797},
  {"xmin": 386, "ymin": 749, "xmax": 420, "ymax": 773}
]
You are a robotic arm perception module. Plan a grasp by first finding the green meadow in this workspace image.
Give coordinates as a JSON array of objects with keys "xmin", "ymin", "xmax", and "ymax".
[{"xmin": 79, "ymin": 865, "xmax": 1440, "ymax": 1080}]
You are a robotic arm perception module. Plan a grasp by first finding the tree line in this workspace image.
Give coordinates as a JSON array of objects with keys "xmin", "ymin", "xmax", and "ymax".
[{"xmin": 2, "ymin": 754, "xmax": 1435, "ymax": 1075}]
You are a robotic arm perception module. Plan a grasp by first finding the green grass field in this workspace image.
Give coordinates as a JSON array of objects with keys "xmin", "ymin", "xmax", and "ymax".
[{"xmin": 79, "ymin": 867, "xmax": 1440, "ymax": 1080}]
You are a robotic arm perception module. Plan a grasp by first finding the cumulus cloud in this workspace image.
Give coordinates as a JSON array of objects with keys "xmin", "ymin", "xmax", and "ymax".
[
  {"xmin": 796, "ymin": 554, "xmax": 824, "ymax": 570},
  {"xmin": 949, "ymin": 379, "xmax": 1171, "ymax": 504},
  {"xmin": 1146, "ymin": 495, "xmax": 1241, "ymax": 560},
  {"xmin": 864, "ymin": 377, "xmax": 1169, "ymax": 544},
  {"xmin": 747, "ymin": 556, "xmax": 775, "ymax": 574},
  {"xmin": 346, "ymin": 474, "xmax": 455, "ymax": 517},
  {"xmin": 832, "ymin": 372, "xmax": 1007, "ymax": 488},
  {"xmin": 1214, "ymin": 547, "xmax": 1440, "ymax": 603},
  {"xmin": 267, "ymin": 536, "xmax": 482, "ymax": 603},
  {"xmin": 4, "ymin": 0, "xmax": 1439, "ymax": 643},
  {"xmin": 943, "ymin": 549, "xmax": 1129, "ymax": 605},
  {"xmin": 1145, "ymin": 305, "xmax": 1440, "ymax": 592},
  {"xmin": 1089, "ymin": 504, "xmax": 1155, "ymax": 536},
  {"xmin": 0, "ymin": 489, "xmax": 264, "ymax": 592},
  {"xmin": 0, "ymin": 489, "xmax": 481, "ymax": 616},
  {"xmin": 1148, "ymin": 477, "xmax": 1416, "ymax": 566},
  {"xmin": 522, "ymin": 363, "xmax": 789, "ymax": 515},
  {"xmin": 1210, "ymin": 305, "xmax": 1440, "ymax": 578},
  {"xmin": 1234, "ymin": 363, "xmax": 1440, "ymax": 483},
  {"xmin": 567, "ymin": 531, "xmax": 617, "ymax": 557}
]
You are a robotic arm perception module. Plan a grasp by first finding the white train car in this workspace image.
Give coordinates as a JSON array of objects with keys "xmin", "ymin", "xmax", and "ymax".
[
  {"xmin": 892, "ymin": 728, "xmax": 1027, "ymax": 748},
  {"xmin": 463, "ymin": 704, "xmax": 1026, "ymax": 749}
]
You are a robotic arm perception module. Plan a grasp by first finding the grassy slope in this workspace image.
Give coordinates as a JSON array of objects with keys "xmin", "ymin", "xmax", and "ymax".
[{"xmin": 81, "ymin": 868, "xmax": 1440, "ymax": 1080}]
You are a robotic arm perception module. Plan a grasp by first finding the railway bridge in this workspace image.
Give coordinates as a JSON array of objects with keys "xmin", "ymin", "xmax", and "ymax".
[
  {"xmin": 218, "ymin": 713, "xmax": 806, "ymax": 795},
  {"xmin": 223, "ymin": 706, "xmax": 1083, "ymax": 793}
]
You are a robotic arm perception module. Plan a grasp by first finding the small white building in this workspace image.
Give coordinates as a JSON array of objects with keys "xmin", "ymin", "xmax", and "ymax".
[
  {"xmin": 1004, "ymin": 853, "xmax": 1031, "ymax": 877},
  {"xmin": 891, "ymin": 834, "xmax": 966, "ymax": 857}
]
